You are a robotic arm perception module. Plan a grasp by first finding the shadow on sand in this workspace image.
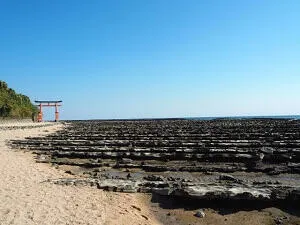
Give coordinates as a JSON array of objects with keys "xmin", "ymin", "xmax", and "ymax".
[{"xmin": 151, "ymin": 193, "xmax": 300, "ymax": 217}]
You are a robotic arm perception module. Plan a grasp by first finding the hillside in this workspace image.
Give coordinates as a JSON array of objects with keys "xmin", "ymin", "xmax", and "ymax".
[{"xmin": 0, "ymin": 81, "xmax": 37, "ymax": 119}]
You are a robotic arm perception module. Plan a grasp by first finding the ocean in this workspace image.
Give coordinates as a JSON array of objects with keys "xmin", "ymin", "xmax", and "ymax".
[{"xmin": 188, "ymin": 115, "xmax": 300, "ymax": 120}]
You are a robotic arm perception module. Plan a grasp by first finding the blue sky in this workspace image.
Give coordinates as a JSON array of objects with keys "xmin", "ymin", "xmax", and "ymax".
[{"xmin": 0, "ymin": 0, "xmax": 299, "ymax": 120}]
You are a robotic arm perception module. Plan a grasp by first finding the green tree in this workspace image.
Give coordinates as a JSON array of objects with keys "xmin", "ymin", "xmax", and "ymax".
[{"xmin": 0, "ymin": 80, "xmax": 37, "ymax": 118}]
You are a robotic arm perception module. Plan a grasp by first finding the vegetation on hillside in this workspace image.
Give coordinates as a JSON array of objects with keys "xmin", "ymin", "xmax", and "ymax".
[{"xmin": 0, "ymin": 81, "xmax": 37, "ymax": 118}]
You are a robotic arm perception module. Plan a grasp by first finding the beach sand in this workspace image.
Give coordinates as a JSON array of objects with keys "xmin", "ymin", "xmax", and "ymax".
[
  {"xmin": 2, "ymin": 121, "xmax": 300, "ymax": 225},
  {"xmin": 0, "ymin": 122, "xmax": 161, "ymax": 225}
]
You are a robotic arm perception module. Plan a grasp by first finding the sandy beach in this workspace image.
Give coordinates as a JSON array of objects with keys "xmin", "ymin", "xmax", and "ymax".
[{"xmin": 0, "ymin": 121, "xmax": 160, "ymax": 225}]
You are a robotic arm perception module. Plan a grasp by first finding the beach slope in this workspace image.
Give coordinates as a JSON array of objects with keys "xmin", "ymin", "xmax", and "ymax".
[{"xmin": 0, "ymin": 122, "xmax": 160, "ymax": 225}]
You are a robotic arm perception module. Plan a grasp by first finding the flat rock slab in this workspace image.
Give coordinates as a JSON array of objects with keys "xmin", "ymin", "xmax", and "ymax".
[{"xmin": 10, "ymin": 119, "xmax": 300, "ymax": 203}]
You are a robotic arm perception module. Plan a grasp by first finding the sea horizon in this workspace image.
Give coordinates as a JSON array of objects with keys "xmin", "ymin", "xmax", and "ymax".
[{"xmin": 62, "ymin": 114, "xmax": 300, "ymax": 121}]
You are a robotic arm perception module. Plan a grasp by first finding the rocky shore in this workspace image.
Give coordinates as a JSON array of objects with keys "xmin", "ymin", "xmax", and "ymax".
[
  {"xmin": 10, "ymin": 119, "xmax": 300, "ymax": 203},
  {"xmin": 1, "ymin": 122, "xmax": 159, "ymax": 225}
]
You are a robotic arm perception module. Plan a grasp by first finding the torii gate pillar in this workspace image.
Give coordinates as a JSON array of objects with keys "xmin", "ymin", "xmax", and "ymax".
[
  {"xmin": 55, "ymin": 104, "xmax": 59, "ymax": 122},
  {"xmin": 35, "ymin": 100, "xmax": 62, "ymax": 122}
]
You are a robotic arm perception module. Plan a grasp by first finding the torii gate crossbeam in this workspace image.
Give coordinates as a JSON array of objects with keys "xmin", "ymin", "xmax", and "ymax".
[{"xmin": 35, "ymin": 100, "xmax": 62, "ymax": 122}]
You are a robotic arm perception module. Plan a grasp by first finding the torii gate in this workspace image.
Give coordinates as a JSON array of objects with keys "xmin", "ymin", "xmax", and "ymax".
[{"xmin": 35, "ymin": 100, "xmax": 62, "ymax": 122}]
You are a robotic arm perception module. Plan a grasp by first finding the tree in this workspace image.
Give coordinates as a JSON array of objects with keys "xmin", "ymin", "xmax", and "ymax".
[{"xmin": 0, "ymin": 80, "xmax": 37, "ymax": 118}]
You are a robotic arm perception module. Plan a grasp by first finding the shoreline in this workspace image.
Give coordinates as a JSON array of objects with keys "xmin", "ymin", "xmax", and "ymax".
[
  {"xmin": 3, "ymin": 120, "xmax": 300, "ymax": 225},
  {"xmin": 0, "ymin": 122, "xmax": 160, "ymax": 225}
]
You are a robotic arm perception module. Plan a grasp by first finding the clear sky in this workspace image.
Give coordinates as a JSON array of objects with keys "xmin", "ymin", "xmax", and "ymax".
[{"xmin": 0, "ymin": 0, "xmax": 299, "ymax": 120}]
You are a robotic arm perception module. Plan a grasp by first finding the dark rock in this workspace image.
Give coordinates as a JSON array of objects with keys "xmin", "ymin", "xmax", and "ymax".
[
  {"xmin": 10, "ymin": 119, "xmax": 300, "ymax": 204},
  {"xmin": 144, "ymin": 175, "xmax": 164, "ymax": 182},
  {"xmin": 131, "ymin": 205, "xmax": 141, "ymax": 211},
  {"xmin": 219, "ymin": 174, "xmax": 243, "ymax": 184},
  {"xmin": 152, "ymin": 188, "xmax": 172, "ymax": 196},
  {"xmin": 142, "ymin": 215, "xmax": 148, "ymax": 220},
  {"xmin": 65, "ymin": 170, "xmax": 73, "ymax": 175}
]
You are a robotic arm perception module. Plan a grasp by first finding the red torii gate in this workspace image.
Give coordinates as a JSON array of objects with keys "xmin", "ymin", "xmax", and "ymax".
[{"xmin": 35, "ymin": 100, "xmax": 62, "ymax": 122}]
